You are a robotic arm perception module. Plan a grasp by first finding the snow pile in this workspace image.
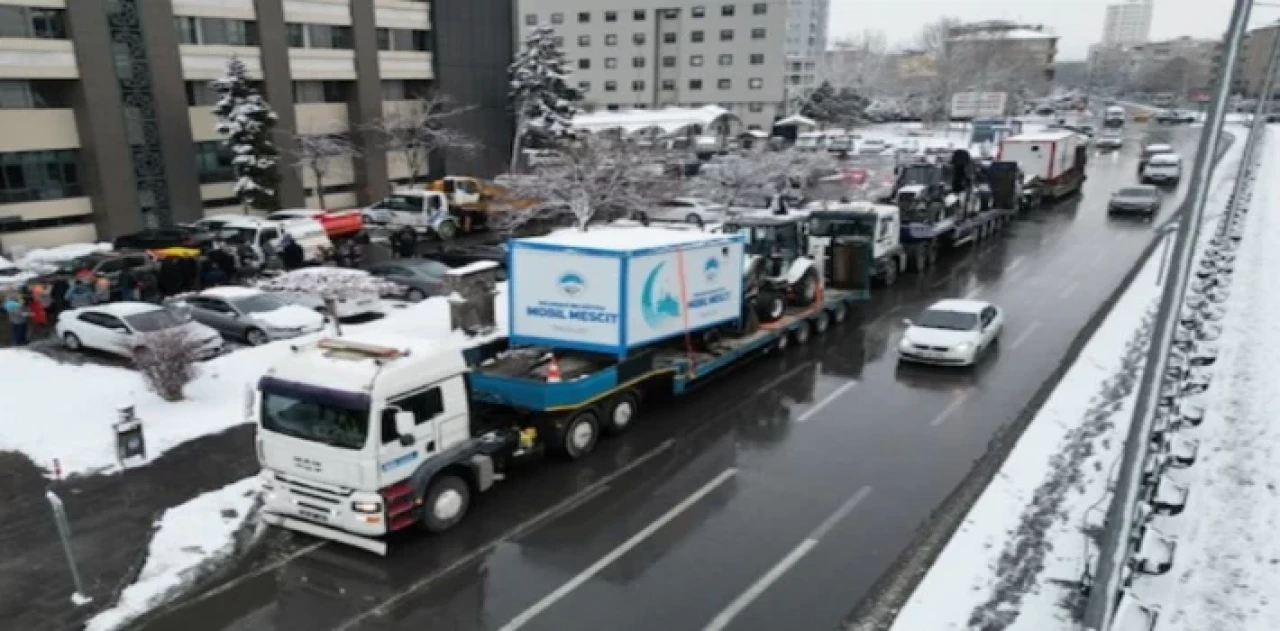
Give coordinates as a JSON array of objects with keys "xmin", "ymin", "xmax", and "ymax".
[
  {"xmin": 83, "ymin": 477, "xmax": 260, "ymax": 631},
  {"xmin": 1127, "ymin": 128, "xmax": 1280, "ymax": 629},
  {"xmin": 0, "ymin": 284, "xmax": 506, "ymax": 477},
  {"xmin": 14, "ymin": 242, "xmax": 112, "ymax": 272},
  {"xmin": 256, "ymin": 266, "xmax": 398, "ymax": 297}
]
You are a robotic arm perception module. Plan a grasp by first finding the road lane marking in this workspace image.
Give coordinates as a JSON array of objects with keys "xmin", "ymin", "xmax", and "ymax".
[
  {"xmin": 1011, "ymin": 321, "xmax": 1042, "ymax": 350},
  {"xmin": 1004, "ymin": 256, "xmax": 1024, "ymax": 273},
  {"xmin": 333, "ymin": 438, "xmax": 677, "ymax": 631},
  {"xmin": 929, "ymin": 393, "xmax": 970, "ymax": 427},
  {"xmin": 702, "ymin": 486, "xmax": 872, "ymax": 631},
  {"xmin": 1058, "ymin": 281, "xmax": 1079, "ymax": 300},
  {"xmin": 498, "ymin": 468, "xmax": 739, "ymax": 631},
  {"xmin": 797, "ymin": 381, "xmax": 858, "ymax": 423}
]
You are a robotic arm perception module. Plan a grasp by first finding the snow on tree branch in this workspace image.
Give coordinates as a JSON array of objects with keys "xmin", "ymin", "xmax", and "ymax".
[
  {"xmin": 212, "ymin": 57, "xmax": 281, "ymax": 211},
  {"xmin": 291, "ymin": 128, "xmax": 360, "ymax": 208},
  {"xmin": 694, "ymin": 152, "xmax": 840, "ymax": 209},
  {"xmin": 367, "ymin": 93, "xmax": 477, "ymax": 184},
  {"xmin": 256, "ymin": 267, "xmax": 399, "ymax": 299},
  {"xmin": 508, "ymin": 24, "xmax": 583, "ymax": 171}
]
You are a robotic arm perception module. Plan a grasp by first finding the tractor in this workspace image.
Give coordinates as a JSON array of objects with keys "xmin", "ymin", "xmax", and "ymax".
[{"xmin": 722, "ymin": 210, "xmax": 821, "ymax": 324}]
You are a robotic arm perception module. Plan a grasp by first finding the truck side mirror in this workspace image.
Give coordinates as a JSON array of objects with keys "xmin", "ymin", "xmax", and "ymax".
[{"xmin": 394, "ymin": 411, "xmax": 416, "ymax": 445}]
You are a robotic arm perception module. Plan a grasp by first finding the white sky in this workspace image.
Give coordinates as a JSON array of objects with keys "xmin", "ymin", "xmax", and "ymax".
[{"xmin": 828, "ymin": 0, "xmax": 1272, "ymax": 60}]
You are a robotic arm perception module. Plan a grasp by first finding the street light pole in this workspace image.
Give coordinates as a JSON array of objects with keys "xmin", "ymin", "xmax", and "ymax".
[{"xmin": 1081, "ymin": 0, "xmax": 1253, "ymax": 628}]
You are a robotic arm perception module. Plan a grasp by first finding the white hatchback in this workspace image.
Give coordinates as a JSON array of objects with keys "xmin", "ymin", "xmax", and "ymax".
[
  {"xmin": 898, "ymin": 299, "xmax": 1004, "ymax": 366},
  {"xmin": 56, "ymin": 302, "xmax": 224, "ymax": 360}
]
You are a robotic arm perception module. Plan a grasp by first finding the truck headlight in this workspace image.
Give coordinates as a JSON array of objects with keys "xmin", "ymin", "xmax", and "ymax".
[{"xmin": 352, "ymin": 501, "xmax": 382, "ymax": 514}]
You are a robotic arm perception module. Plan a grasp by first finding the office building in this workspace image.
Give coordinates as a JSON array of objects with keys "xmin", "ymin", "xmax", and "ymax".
[
  {"xmin": 1102, "ymin": 0, "xmax": 1153, "ymax": 47},
  {"xmin": 1238, "ymin": 24, "xmax": 1280, "ymax": 98},
  {"xmin": 783, "ymin": 0, "xmax": 829, "ymax": 98},
  {"xmin": 945, "ymin": 21, "xmax": 1059, "ymax": 89},
  {"xmin": 0, "ymin": 0, "xmax": 513, "ymax": 252},
  {"xmin": 514, "ymin": 0, "xmax": 787, "ymax": 130},
  {"xmin": 1127, "ymin": 36, "xmax": 1220, "ymax": 94}
]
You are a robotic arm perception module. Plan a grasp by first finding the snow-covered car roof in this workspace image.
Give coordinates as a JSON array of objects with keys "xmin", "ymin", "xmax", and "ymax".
[
  {"xmin": 76, "ymin": 301, "xmax": 165, "ymax": 318},
  {"xmin": 198, "ymin": 286, "xmax": 269, "ymax": 299}
]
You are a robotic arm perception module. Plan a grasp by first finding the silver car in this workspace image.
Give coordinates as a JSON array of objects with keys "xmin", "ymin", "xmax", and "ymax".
[{"xmin": 169, "ymin": 287, "xmax": 325, "ymax": 346}]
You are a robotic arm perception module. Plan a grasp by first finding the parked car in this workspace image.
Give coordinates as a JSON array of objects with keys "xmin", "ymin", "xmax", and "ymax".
[
  {"xmin": 31, "ymin": 251, "xmax": 153, "ymax": 297},
  {"xmin": 1108, "ymin": 185, "xmax": 1162, "ymax": 219},
  {"xmin": 898, "ymin": 299, "xmax": 1004, "ymax": 367},
  {"xmin": 366, "ymin": 259, "xmax": 451, "ymax": 302},
  {"xmin": 168, "ymin": 286, "xmax": 325, "ymax": 346},
  {"xmin": 641, "ymin": 197, "xmax": 728, "ymax": 226},
  {"xmin": 112, "ymin": 226, "xmax": 211, "ymax": 251},
  {"xmin": 1142, "ymin": 153, "xmax": 1183, "ymax": 185},
  {"xmin": 1156, "ymin": 109, "xmax": 1197, "ymax": 124},
  {"xmin": 257, "ymin": 267, "xmax": 385, "ymax": 319},
  {"xmin": 429, "ymin": 244, "xmax": 509, "ymax": 281},
  {"xmin": 56, "ymin": 302, "xmax": 223, "ymax": 360}
]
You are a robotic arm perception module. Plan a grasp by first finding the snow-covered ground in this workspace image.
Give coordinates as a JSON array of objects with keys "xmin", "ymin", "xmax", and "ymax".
[
  {"xmin": 1127, "ymin": 127, "xmax": 1280, "ymax": 629},
  {"xmin": 888, "ymin": 127, "xmax": 1245, "ymax": 630},
  {"xmin": 0, "ymin": 286, "xmax": 507, "ymax": 477},
  {"xmin": 83, "ymin": 477, "xmax": 260, "ymax": 631}
]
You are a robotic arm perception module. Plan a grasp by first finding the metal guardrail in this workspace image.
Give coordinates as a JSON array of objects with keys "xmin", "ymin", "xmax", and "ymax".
[{"xmin": 1080, "ymin": 1, "xmax": 1269, "ymax": 627}]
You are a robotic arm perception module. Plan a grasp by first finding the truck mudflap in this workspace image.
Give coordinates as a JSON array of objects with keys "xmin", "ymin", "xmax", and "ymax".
[{"xmin": 261, "ymin": 511, "xmax": 388, "ymax": 556}]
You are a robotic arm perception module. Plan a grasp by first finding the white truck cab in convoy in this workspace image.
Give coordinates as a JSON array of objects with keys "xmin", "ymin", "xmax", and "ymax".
[{"xmin": 362, "ymin": 190, "xmax": 460, "ymax": 240}]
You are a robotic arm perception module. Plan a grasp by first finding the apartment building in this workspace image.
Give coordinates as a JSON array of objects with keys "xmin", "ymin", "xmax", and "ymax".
[
  {"xmin": 1237, "ymin": 24, "xmax": 1280, "ymax": 98},
  {"xmin": 1102, "ymin": 0, "xmax": 1153, "ymax": 47},
  {"xmin": 514, "ymin": 0, "xmax": 787, "ymax": 130},
  {"xmin": 1127, "ymin": 36, "xmax": 1220, "ymax": 94},
  {"xmin": 0, "ymin": 0, "xmax": 513, "ymax": 251},
  {"xmin": 945, "ymin": 21, "xmax": 1059, "ymax": 90},
  {"xmin": 783, "ymin": 0, "xmax": 829, "ymax": 98}
]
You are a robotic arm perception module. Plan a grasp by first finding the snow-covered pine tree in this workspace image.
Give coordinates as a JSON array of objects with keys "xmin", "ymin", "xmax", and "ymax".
[
  {"xmin": 212, "ymin": 57, "xmax": 281, "ymax": 211},
  {"xmin": 508, "ymin": 24, "xmax": 582, "ymax": 172}
]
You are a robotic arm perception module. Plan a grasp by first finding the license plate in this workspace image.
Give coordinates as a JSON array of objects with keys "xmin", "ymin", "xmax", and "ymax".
[{"xmin": 299, "ymin": 509, "xmax": 327, "ymax": 522}]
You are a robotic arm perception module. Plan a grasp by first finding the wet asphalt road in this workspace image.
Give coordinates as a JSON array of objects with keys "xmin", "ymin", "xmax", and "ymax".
[{"xmin": 140, "ymin": 124, "xmax": 1205, "ymax": 631}]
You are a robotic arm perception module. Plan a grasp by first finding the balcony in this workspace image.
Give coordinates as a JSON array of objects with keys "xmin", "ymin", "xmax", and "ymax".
[
  {"xmin": 181, "ymin": 45, "xmax": 262, "ymax": 80},
  {"xmin": 378, "ymin": 50, "xmax": 433, "ymax": 80},
  {"xmin": 0, "ymin": 38, "xmax": 77, "ymax": 79},
  {"xmin": 375, "ymin": 1, "xmax": 431, "ymax": 30},
  {"xmin": 284, "ymin": 0, "xmax": 353, "ymax": 25},
  {"xmin": 171, "ymin": 0, "xmax": 255, "ymax": 20},
  {"xmin": 289, "ymin": 48, "xmax": 356, "ymax": 81},
  {"xmin": 0, "ymin": 109, "xmax": 79, "ymax": 152},
  {"xmin": 295, "ymin": 102, "xmax": 349, "ymax": 134}
]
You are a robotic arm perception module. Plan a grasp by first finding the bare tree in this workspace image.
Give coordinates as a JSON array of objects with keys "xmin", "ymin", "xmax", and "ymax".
[
  {"xmin": 370, "ymin": 93, "xmax": 478, "ymax": 186},
  {"xmin": 827, "ymin": 30, "xmax": 894, "ymax": 97},
  {"xmin": 292, "ymin": 130, "xmax": 359, "ymax": 208},
  {"xmin": 134, "ymin": 329, "xmax": 202, "ymax": 402},
  {"xmin": 694, "ymin": 151, "xmax": 839, "ymax": 209},
  {"xmin": 914, "ymin": 19, "xmax": 1048, "ymax": 120},
  {"xmin": 498, "ymin": 139, "xmax": 672, "ymax": 231}
]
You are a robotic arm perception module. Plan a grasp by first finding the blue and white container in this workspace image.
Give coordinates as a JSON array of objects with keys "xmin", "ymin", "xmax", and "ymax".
[{"xmin": 508, "ymin": 227, "xmax": 745, "ymax": 357}]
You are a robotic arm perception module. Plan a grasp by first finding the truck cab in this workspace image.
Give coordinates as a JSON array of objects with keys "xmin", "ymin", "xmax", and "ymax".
[
  {"xmin": 363, "ymin": 190, "xmax": 460, "ymax": 240},
  {"xmin": 806, "ymin": 202, "xmax": 903, "ymax": 289},
  {"xmin": 255, "ymin": 336, "xmax": 499, "ymax": 555}
]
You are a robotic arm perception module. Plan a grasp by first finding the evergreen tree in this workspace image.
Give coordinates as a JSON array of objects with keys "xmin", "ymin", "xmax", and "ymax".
[
  {"xmin": 801, "ymin": 81, "xmax": 838, "ymax": 123},
  {"xmin": 212, "ymin": 57, "xmax": 281, "ymax": 211},
  {"xmin": 508, "ymin": 24, "xmax": 582, "ymax": 171}
]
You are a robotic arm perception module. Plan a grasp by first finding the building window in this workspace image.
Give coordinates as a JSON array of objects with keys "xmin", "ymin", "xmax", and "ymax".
[
  {"xmin": 749, "ymin": 102, "xmax": 764, "ymax": 112},
  {"xmin": 293, "ymin": 80, "xmax": 350, "ymax": 104},
  {"xmin": 605, "ymin": 81, "xmax": 617, "ymax": 92},
  {"xmin": 751, "ymin": 28, "xmax": 766, "ymax": 40},
  {"xmin": 578, "ymin": 81, "xmax": 590, "ymax": 91},
  {"xmin": 720, "ymin": 30, "xmax": 733, "ymax": 41},
  {"xmin": 632, "ymin": 80, "xmax": 645, "ymax": 91},
  {"xmin": 748, "ymin": 77, "xmax": 763, "ymax": 89},
  {"xmin": 578, "ymin": 11, "xmax": 590, "ymax": 23},
  {"xmin": 193, "ymin": 141, "xmax": 235, "ymax": 184},
  {"xmin": 662, "ymin": 79, "xmax": 675, "ymax": 91},
  {"xmin": 578, "ymin": 58, "xmax": 590, "ymax": 69},
  {"xmin": 184, "ymin": 81, "xmax": 217, "ymax": 106},
  {"xmin": 633, "ymin": 33, "xmax": 646, "ymax": 45},
  {"xmin": 722, "ymin": 4, "xmax": 735, "ymax": 17},
  {"xmin": 719, "ymin": 54, "xmax": 733, "ymax": 66},
  {"xmin": 286, "ymin": 23, "xmax": 306, "ymax": 48},
  {"xmin": 754, "ymin": 2, "xmax": 767, "ymax": 14},
  {"xmin": 633, "ymin": 57, "xmax": 645, "ymax": 68},
  {"xmin": 605, "ymin": 57, "xmax": 617, "ymax": 69},
  {"xmin": 605, "ymin": 11, "xmax": 617, "ymax": 22},
  {"xmin": 690, "ymin": 55, "xmax": 704, "ymax": 66},
  {"xmin": 750, "ymin": 53, "xmax": 764, "ymax": 65},
  {"xmin": 0, "ymin": 214, "xmax": 93, "ymax": 235},
  {"xmin": 175, "ymin": 17, "xmax": 259, "ymax": 46},
  {"xmin": 525, "ymin": 14, "xmax": 537, "ymax": 26},
  {"xmin": 691, "ymin": 30, "xmax": 704, "ymax": 43},
  {"xmin": 0, "ymin": 6, "xmax": 67, "ymax": 39},
  {"xmin": 605, "ymin": 34, "xmax": 617, "ymax": 46},
  {"xmin": 718, "ymin": 79, "xmax": 731, "ymax": 89},
  {"xmin": 551, "ymin": 13, "xmax": 563, "ymax": 24},
  {"xmin": 633, "ymin": 9, "xmax": 646, "ymax": 20},
  {"xmin": 662, "ymin": 56, "xmax": 676, "ymax": 68},
  {"xmin": 689, "ymin": 79, "xmax": 703, "ymax": 90},
  {"xmin": 377, "ymin": 28, "xmax": 432, "ymax": 51},
  {"xmin": 380, "ymin": 79, "xmax": 428, "ymax": 100},
  {"xmin": 579, "ymin": 35, "xmax": 590, "ymax": 46},
  {"xmin": 663, "ymin": 32, "xmax": 676, "ymax": 44},
  {"xmin": 0, "ymin": 149, "xmax": 82, "ymax": 204},
  {"xmin": 552, "ymin": 36, "xmax": 564, "ymax": 47},
  {"xmin": 0, "ymin": 80, "xmax": 74, "ymax": 109},
  {"xmin": 692, "ymin": 6, "xmax": 706, "ymax": 18}
]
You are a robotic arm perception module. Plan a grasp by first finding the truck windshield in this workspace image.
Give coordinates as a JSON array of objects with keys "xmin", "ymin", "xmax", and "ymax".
[
  {"xmin": 261, "ymin": 392, "xmax": 369, "ymax": 450},
  {"xmin": 810, "ymin": 216, "xmax": 874, "ymax": 238}
]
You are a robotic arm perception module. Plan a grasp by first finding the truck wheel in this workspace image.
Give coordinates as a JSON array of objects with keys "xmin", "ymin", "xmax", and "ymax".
[
  {"xmin": 926, "ymin": 244, "xmax": 939, "ymax": 269},
  {"xmin": 420, "ymin": 475, "xmax": 470, "ymax": 534},
  {"xmin": 795, "ymin": 269, "xmax": 819, "ymax": 306},
  {"xmin": 813, "ymin": 311, "xmax": 830, "ymax": 335},
  {"xmin": 793, "ymin": 321, "xmax": 811, "ymax": 345},
  {"xmin": 832, "ymin": 303, "xmax": 849, "ymax": 324},
  {"xmin": 758, "ymin": 291, "xmax": 786, "ymax": 323},
  {"xmin": 436, "ymin": 220, "xmax": 459, "ymax": 240},
  {"xmin": 560, "ymin": 410, "xmax": 600, "ymax": 460},
  {"xmin": 881, "ymin": 262, "xmax": 898, "ymax": 287},
  {"xmin": 602, "ymin": 392, "xmax": 640, "ymax": 436}
]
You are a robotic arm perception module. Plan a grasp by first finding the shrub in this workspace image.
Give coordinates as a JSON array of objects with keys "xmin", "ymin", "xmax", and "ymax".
[{"xmin": 134, "ymin": 328, "xmax": 201, "ymax": 402}]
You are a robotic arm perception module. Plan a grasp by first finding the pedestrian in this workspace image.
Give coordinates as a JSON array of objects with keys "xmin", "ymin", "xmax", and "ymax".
[
  {"xmin": 49, "ymin": 277, "xmax": 69, "ymax": 315},
  {"xmin": 92, "ymin": 275, "xmax": 111, "ymax": 304},
  {"xmin": 65, "ymin": 279, "xmax": 94, "ymax": 309},
  {"xmin": 118, "ymin": 264, "xmax": 137, "ymax": 301},
  {"xmin": 177, "ymin": 255, "xmax": 199, "ymax": 292},
  {"xmin": 281, "ymin": 235, "xmax": 305, "ymax": 271},
  {"xmin": 4, "ymin": 294, "xmax": 30, "ymax": 346},
  {"xmin": 237, "ymin": 241, "xmax": 260, "ymax": 280},
  {"xmin": 27, "ymin": 286, "xmax": 49, "ymax": 336},
  {"xmin": 396, "ymin": 227, "xmax": 418, "ymax": 258}
]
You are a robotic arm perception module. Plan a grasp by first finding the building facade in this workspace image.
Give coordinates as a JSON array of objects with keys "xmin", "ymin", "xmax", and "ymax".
[
  {"xmin": 945, "ymin": 21, "xmax": 1059, "ymax": 91},
  {"xmin": 1101, "ymin": 0, "xmax": 1153, "ymax": 47},
  {"xmin": 0, "ymin": 0, "xmax": 512, "ymax": 252},
  {"xmin": 783, "ymin": 0, "xmax": 828, "ymax": 98},
  {"xmin": 1129, "ymin": 37, "xmax": 1221, "ymax": 94},
  {"xmin": 1238, "ymin": 24, "xmax": 1280, "ymax": 98},
  {"xmin": 514, "ymin": 0, "xmax": 787, "ymax": 130}
]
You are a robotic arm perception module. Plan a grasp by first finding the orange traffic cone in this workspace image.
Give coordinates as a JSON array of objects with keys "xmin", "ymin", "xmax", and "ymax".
[{"xmin": 545, "ymin": 355, "xmax": 562, "ymax": 383}]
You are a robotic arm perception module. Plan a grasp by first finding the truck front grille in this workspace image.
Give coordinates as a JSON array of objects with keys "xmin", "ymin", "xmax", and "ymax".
[{"xmin": 276, "ymin": 473, "xmax": 350, "ymax": 522}]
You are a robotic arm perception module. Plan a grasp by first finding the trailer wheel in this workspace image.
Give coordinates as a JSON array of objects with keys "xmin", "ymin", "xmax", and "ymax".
[
  {"xmin": 926, "ymin": 243, "xmax": 939, "ymax": 269},
  {"xmin": 813, "ymin": 311, "xmax": 830, "ymax": 335},
  {"xmin": 832, "ymin": 303, "xmax": 849, "ymax": 324},
  {"xmin": 880, "ymin": 261, "xmax": 898, "ymax": 287},
  {"xmin": 793, "ymin": 321, "xmax": 811, "ymax": 345},
  {"xmin": 420, "ymin": 475, "xmax": 470, "ymax": 534},
  {"xmin": 559, "ymin": 410, "xmax": 600, "ymax": 460},
  {"xmin": 602, "ymin": 392, "xmax": 641, "ymax": 436}
]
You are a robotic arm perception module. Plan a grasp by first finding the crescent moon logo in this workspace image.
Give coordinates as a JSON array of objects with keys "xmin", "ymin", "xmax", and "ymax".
[{"xmin": 640, "ymin": 262, "xmax": 681, "ymax": 329}]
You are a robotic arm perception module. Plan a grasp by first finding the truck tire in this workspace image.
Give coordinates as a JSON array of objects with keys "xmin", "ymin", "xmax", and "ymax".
[
  {"xmin": 832, "ymin": 302, "xmax": 849, "ymax": 324},
  {"xmin": 559, "ymin": 410, "xmax": 600, "ymax": 460},
  {"xmin": 813, "ymin": 311, "xmax": 830, "ymax": 335},
  {"xmin": 926, "ymin": 243, "xmax": 939, "ymax": 269},
  {"xmin": 792, "ymin": 321, "xmax": 811, "ymax": 345},
  {"xmin": 795, "ymin": 269, "xmax": 819, "ymax": 306},
  {"xmin": 602, "ymin": 392, "xmax": 640, "ymax": 436},
  {"xmin": 757, "ymin": 290, "xmax": 786, "ymax": 323},
  {"xmin": 880, "ymin": 261, "xmax": 898, "ymax": 287},
  {"xmin": 420, "ymin": 474, "xmax": 470, "ymax": 534},
  {"xmin": 436, "ymin": 220, "xmax": 459, "ymax": 240}
]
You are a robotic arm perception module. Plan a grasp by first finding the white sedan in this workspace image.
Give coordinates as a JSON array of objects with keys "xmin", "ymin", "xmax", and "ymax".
[
  {"xmin": 644, "ymin": 198, "xmax": 728, "ymax": 225},
  {"xmin": 56, "ymin": 302, "xmax": 224, "ymax": 360},
  {"xmin": 898, "ymin": 299, "xmax": 1004, "ymax": 366}
]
